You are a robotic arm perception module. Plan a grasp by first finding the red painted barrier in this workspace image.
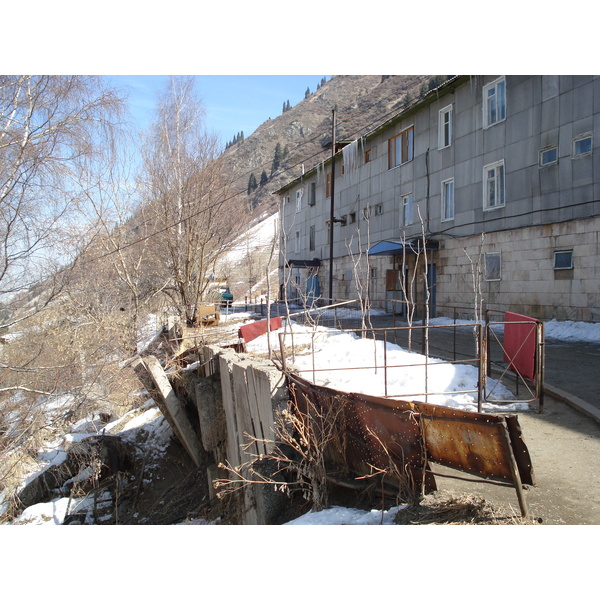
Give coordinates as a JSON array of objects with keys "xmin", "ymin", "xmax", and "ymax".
[
  {"xmin": 239, "ymin": 317, "xmax": 283, "ymax": 344},
  {"xmin": 503, "ymin": 312, "xmax": 537, "ymax": 381}
]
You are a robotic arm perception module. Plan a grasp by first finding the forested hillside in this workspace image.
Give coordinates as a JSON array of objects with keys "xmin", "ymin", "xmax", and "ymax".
[{"xmin": 221, "ymin": 75, "xmax": 444, "ymax": 212}]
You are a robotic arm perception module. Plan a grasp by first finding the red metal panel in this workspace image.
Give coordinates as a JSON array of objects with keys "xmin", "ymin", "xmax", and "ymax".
[
  {"xmin": 238, "ymin": 317, "xmax": 282, "ymax": 344},
  {"xmin": 503, "ymin": 312, "xmax": 537, "ymax": 381}
]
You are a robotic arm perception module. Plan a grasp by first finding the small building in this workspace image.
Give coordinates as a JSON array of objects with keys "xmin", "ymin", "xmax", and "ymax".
[{"xmin": 277, "ymin": 75, "xmax": 600, "ymax": 322}]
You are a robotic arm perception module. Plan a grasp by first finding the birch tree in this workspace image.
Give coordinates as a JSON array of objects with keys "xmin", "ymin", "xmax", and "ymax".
[{"xmin": 140, "ymin": 76, "xmax": 247, "ymax": 325}]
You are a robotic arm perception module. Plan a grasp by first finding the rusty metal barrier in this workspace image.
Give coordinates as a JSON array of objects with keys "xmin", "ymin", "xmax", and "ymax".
[
  {"xmin": 278, "ymin": 324, "xmax": 488, "ymax": 408},
  {"xmin": 485, "ymin": 309, "xmax": 545, "ymax": 413},
  {"xmin": 287, "ymin": 372, "xmax": 534, "ymax": 518}
]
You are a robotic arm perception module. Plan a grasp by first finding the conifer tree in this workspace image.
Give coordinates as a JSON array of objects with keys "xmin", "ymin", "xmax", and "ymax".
[
  {"xmin": 260, "ymin": 170, "xmax": 268, "ymax": 186},
  {"xmin": 271, "ymin": 142, "xmax": 282, "ymax": 175},
  {"xmin": 247, "ymin": 173, "xmax": 257, "ymax": 195}
]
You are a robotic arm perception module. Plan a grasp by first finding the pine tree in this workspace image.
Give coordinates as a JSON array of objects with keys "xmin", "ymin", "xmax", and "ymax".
[
  {"xmin": 247, "ymin": 173, "xmax": 257, "ymax": 195},
  {"xmin": 305, "ymin": 87, "xmax": 311, "ymax": 98},
  {"xmin": 283, "ymin": 144, "xmax": 289, "ymax": 159},
  {"xmin": 260, "ymin": 170, "xmax": 268, "ymax": 186},
  {"xmin": 271, "ymin": 142, "xmax": 282, "ymax": 175}
]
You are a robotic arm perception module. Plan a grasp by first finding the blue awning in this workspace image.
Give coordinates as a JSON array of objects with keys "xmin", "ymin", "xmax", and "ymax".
[
  {"xmin": 368, "ymin": 239, "xmax": 439, "ymax": 256},
  {"xmin": 368, "ymin": 240, "xmax": 415, "ymax": 256}
]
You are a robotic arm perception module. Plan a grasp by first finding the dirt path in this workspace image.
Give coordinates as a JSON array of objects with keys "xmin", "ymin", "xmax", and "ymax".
[{"xmin": 435, "ymin": 395, "xmax": 600, "ymax": 524}]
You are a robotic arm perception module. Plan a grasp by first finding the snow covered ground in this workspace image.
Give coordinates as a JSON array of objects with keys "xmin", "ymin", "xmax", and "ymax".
[{"xmin": 4, "ymin": 314, "xmax": 600, "ymax": 529}]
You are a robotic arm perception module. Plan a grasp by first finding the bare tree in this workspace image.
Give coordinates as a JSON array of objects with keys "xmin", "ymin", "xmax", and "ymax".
[
  {"xmin": 140, "ymin": 76, "xmax": 247, "ymax": 325},
  {"xmin": 0, "ymin": 76, "xmax": 129, "ymax": 498}
]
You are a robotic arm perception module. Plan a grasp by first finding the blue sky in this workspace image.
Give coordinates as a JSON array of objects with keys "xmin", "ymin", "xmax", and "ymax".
[{"xmin": 107, "ymin": 75, "xmax": 329, "ymax": 147}]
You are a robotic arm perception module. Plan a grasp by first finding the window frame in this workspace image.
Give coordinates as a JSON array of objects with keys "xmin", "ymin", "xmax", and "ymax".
[
  {"xmin": 309, "ymin": 224, "xmax": 315, "ymax": 251},
  {"xmin": 438, "ymin": 104, "xmax": 453, "ymax": 149},
  {"xmin": 388, "ymin": 125, "xmax": 414, "ymax": 169},
  {"xmin": 402, "ymin": 193, "xmax": 413, "ymax": 226},
  {"xmin": 483, "ymin": 160, "xmax": 505, "ymax": 210},
  {"xmin": 484, "ymin": 252, "xmax": 502, "ymax": 281},
  {"xmin": 539, "ymin": 146, "xmax": 558, "ymax": 167},
  {"xmin": 553, "ymin": 250, "xmax": 573, "ymax": 270},
  {"xmin": 325, "ymin": 172, "xmax": 332, "ymax": 198},
  {"xmin": 572, "ymin": 134, "xmax": 593, "ymax": 158},
  {"xmin": 308, "ymin": 181, "xmax": 316, "ymax": 206},
  {"xmin": 441, "ymin": 178, "xmax": 455, "ymax": 222},
  {"xmin": 296, "ymin": 188, "xmax": 303, "ymax": 212},
  {"xmin": 483, "ymin": 76, "xmax": 506, "ymax": 128}
]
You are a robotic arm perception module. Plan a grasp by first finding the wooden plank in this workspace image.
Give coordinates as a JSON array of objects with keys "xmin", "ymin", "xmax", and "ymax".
[{"xmin": 143, "ymin": 356, "xmax": 202, "ymax": 467}]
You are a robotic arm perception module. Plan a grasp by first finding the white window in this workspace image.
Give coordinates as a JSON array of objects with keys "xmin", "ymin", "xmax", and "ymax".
[
  {"xmin": 294, "ymin": 230, "xmax": 300, "ymax": 253},
  {"xmin": 573, "ymin": 134, "xmax": 592, "ymax": 157},
  {"xmin": 483, "ymin": 77, "xmax": 506, "ymax": 128},
  {"xmin": 540, "ymin": 146, "xmax": 558, "ymax": 167},
  {"xmin": 296, "ymin": 189, "xmax": 303, "ymax": 212},
  {"xmin": 554, "ymin": 250, "xmax": 573, "ymax": 270},
  {"xmin": 439, "ymin": 105, "xmax": 453, "ymax": 148},
  {"xmin": 402, "ymin": 194, "xmax": 413, "ymax": 226},
  {"xmin": 484, "ymin": 160, "xmax": 505, "ymax": 209},
  {"xmin": 375, "ymin": 203, "xmax": 384, "ymax": 215},
  {"xmin": 485, "ymin": 252, "xmax": 501, "ymax": 281},
  {"xmin": 441, "ymin": 179, "xmax": 454, "ymax": 221}
]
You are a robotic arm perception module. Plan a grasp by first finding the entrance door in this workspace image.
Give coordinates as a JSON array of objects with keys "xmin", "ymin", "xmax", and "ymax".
[{"xmin": 425, "ymin": 263, "xmax": 436, "ymax": 318}]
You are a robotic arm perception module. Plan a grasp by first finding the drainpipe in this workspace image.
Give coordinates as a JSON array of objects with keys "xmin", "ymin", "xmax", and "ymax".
[{"xmin": 328, "ymin": 107, "xmax": 336, "ymax": 304}]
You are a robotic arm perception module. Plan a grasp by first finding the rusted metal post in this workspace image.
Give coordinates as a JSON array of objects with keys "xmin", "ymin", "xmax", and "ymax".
[
  {"xmin": 500, "ymin": 421, "xmax": 530, "ymax": 520},
  {"xmin": 536, "ymin": 321, "xmax": 545, "ymax": 413},
  {"xmin": 383, "ymin": 330, "xmax": 388, "ymax": 397}
]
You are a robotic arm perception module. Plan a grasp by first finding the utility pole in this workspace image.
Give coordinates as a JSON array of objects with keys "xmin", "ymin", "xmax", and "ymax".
[{"xmin": 328, "ymin": 107, "xmax": 336, "ymax": 304}]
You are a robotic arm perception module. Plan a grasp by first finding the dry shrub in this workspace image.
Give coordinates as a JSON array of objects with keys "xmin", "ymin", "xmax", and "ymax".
[{"xmin": 394, "ymin": 490, "xmax": 531, "ymax": 525}]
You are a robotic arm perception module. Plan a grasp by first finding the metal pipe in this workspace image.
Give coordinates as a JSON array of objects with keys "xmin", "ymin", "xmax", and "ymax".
[{"xmin": 328, "ymin": 108, "xmax": 336, "ymax": 304}]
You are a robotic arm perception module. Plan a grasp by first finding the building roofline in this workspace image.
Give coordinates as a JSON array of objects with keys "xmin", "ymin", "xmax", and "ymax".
[{"xmin": 275, "ymin": 75, "xmax": 471, "ymax": 195}]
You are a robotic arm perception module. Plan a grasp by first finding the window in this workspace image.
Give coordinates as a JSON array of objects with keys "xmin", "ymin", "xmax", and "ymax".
[
  {"xmin": 439, "ymin": 105, "xmax": 453, "ymax": 148},
  {"xmin": 484, "ymin": 160, "xmax": 505, "ymax": 209},
  {"xmin": 308, "ymin": 181, "xmax": 316, "ymax": 206},
  {"xmin": 375, "ymin": 203, "xmax": 383, "ymax": 215},
  {"xmin": 370, "ymin": 267, "xmax": 378, "ymax": 279},
  {"xmin": 365, "ymin": 149, "xmax": 372, "ymax": 163},
  {"xmin": 483, "ymin": 77, "xmax": 506, "ymax": 127},
  {"xmin": 294, "ymin": 230, "xmax": 300, "ymax": 253},
  {"xmin": 296, "ymin": 189, "xmax": 303, "ymax": 212},
  {"xmin": 573, "ymin": 134, "xmax": 592, "ymax": 157},
  {"xmin": 348, "ymin": 212, "xmax": 356, "ymax": 224},
  {"xmin": 485, "ymin": 252, "xmax": 501, "ymax": 281},
  {"xmin": 326, "ymin": 172, "xmax": 332, "ymax": 198},
  {"xmin": 309, "ymin": 225, "xmax": 315, "ymax": 251},
  {"xmin": 402, "ymin": 194, "xmax": 413, "ymax": 226},
  {"xmin": 554, "ymin": 250, "xmax": 573, "ymax": 270},
  {"xmin": 340, "ymin": 215, "xmax": 347, "ymax": 227},
  {"xmin": 540, "ymin": 146, "xmax": 558, "ymax": 167},
  {"xmin": 388, "ymin": 126, "xmax": 414, "ymax": 169},
  {"xmin": 442, "ymin": 179, "xmax": 454, "ymax": 221},
  {"xmin": 363, "ymin": 206, "xmax": 372, "ymax": 219}
]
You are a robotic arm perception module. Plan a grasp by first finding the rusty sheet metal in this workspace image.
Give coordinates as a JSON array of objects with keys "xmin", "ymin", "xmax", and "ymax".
[
  {"xmin": 288, "ymin": 374, "xmax": 434, "ymax": 493},
  {"xmin": 287, "ymin": 373, "xmax": 534, "ymax": 494}
]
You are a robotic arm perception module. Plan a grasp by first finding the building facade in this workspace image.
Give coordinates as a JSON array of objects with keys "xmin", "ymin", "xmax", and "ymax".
[{"xmin": 278, "ymin": 75, "xmax": 600, "ymax": 322}]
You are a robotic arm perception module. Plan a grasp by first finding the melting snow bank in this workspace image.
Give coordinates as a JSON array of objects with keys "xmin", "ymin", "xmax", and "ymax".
[
  {"xmin": 6, "ymin": 399, "xmax": 173, "ymax": 525},
  {"xmin": 284, "ymin": 504, "xmax": 405, "ymax": 525},
  {"xmin": 248, "ymin": 322, "xmax": 523, "ymax": 412},
  {"xmin": 543, "ymin": 319, "xmax": 600, "ymax": 343}
]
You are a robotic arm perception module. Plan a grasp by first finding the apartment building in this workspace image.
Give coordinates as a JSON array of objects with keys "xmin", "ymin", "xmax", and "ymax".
[{"xmin": 278, "ymin": 75, "xmax": 600, "ymax": 322}]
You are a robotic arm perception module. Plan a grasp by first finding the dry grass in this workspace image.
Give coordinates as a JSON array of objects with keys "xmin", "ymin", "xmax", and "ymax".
[{"xmin": 394, "ymin": 491, "xmax": 533, "ymax": 525}]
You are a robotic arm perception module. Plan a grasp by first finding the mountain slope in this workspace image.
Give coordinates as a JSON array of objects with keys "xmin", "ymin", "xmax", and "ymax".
[{"xmin": 221, "ymin": 75, "xmax": 431, "ymax": 211}]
